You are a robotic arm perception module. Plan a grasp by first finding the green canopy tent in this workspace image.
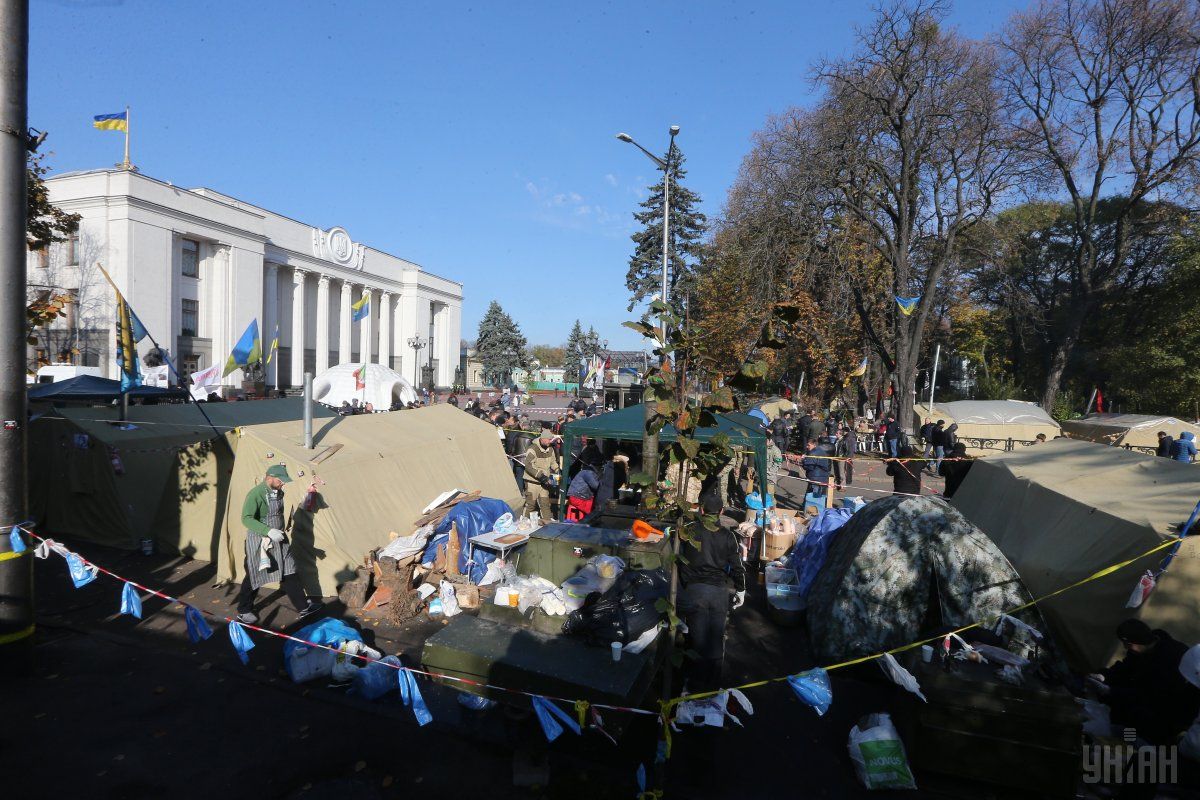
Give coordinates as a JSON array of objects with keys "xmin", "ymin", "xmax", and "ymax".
[{"xmin": 557, "ymin": 406, "xmax": 770, "ymax": 517}]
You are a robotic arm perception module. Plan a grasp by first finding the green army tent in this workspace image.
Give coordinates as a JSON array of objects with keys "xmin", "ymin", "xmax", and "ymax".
[
  {"xmin": 950, "ymin": 439, "xmax": 1200, "ymax": 670},
  {"xmin": 29, "ymin": 399, "xmax": 335, "ymax": 558},
  {"xmin": 218, "ymin": 404, "xmax": 523, "ymax": 596},
  {"xmin": 557, "ymin": 406, "xmax": 770, "ymax": 516}
]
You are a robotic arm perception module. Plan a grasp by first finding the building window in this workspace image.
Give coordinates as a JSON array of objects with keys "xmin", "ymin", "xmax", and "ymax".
[
  {"xmin": 181, "ymin": 354, "xmax": 201, "ymax": 375},
  {"xmin": 65, "ymin": 232, "xmax": 78, "ymax": 266},
  {"xmin": 181, "ymin": 298, "xmax": 199, "ymax": 337},
  {"xmin": 181, "ymin": 238, "xmax": 199, "ymax": 278},
  {"xmin": 32, "ymin": 245, "xmax": 47, "ymax": 269}
]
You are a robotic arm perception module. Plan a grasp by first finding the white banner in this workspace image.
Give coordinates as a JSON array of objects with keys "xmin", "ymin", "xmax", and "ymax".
[{"xmin": 189, "ymin": 364, "xmax": 221, "ymax": 400}]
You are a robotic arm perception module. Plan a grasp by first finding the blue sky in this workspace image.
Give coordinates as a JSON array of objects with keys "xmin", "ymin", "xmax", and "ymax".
[{"xmin": 31, "ymin": 0, "xmax": 1027, "ymax": 350}]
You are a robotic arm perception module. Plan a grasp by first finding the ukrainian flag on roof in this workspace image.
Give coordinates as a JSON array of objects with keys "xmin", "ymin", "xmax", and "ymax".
[{"xmin": 93, "ymin": 112, "xmax": 128, "ymax": 132}]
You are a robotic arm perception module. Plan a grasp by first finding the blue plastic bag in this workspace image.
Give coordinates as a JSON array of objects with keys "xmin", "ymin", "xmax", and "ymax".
[
  {"xmin": 9, "ymin": 527, "xmax": 25, "ymax": 553},
  {"xmin": 184, "ymin": 605, "xmax": 213, "ymax": 642},
  {"xmin": 353, "ymin": 654, "xmax": 401, "ymax": 700},
  {"xmin": 398, "ymin": 668, "xmax": 433, "ymax": 726},
  {"xmin": 65, "ymin": 553, "xmax": 97, "ymax": 588},
  {"xmin": 787, "ymin": 668, "xmax": 833, "ymax": 716},
  {"xmin": 228, "ymin": 620, "xmax": 255, "ymax": 665},
  {"xmin": 119, "ymin": 582, "xmax": 143, "ymax": 619},
  {"xmin": 531, "ymin": 696, "xmax": 581, "ymax": 742}
]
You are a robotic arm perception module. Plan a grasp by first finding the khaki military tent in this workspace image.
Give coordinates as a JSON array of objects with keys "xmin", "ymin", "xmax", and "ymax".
[
  {"xmin": 1060, "ymin": 413, "xmax": 1200, "ymax": 451},
  {"xmin": 913, "ymin": 400, "xmax": 1060, "ymax": 451},
  {"xmin": 30, "ymin": 399, "xmax": 334, "ymax": 559},
  {"xmin": 807, "ymin": 495, "xmax": 1046, "ymax": 665},
  {"xmin": 950, "ymin": 439, "xmax": 1200, "ymax": 670},
  {"xmin": 218, "ymin": 404, "xmax": 523, "ymax": 595}
]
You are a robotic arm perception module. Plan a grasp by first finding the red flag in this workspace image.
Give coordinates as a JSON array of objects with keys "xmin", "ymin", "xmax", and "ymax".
[
  {"xmin": 1095, "ymin": 388, "xmax": 1104, "ymax": 413},
  {"xmin": 354, "ymin": 364, "xmax": 366, "ymax": 390}
]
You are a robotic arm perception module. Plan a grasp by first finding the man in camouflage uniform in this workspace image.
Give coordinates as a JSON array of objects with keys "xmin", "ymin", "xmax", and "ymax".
[{"xmin": 522, "ymin": 427, "xmax": 561, "ymax": 521}]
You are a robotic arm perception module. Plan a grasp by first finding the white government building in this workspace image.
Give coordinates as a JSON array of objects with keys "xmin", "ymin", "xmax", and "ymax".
[{"xmin": 31, "ymin": 167, "xmax": 463, "ymax": 391}]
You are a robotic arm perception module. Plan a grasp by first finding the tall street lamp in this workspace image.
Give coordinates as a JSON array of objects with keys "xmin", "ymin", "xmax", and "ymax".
[
  {"xmin": 616, "ymin": 125, "xmax": 678, "ymax": 319},
  {"xmin": 616, "ymin": 125, "xmax": 679, "ymax": 488},
  {"xmin": 407, "ymin": 335, "xmax": 426, "ymax": 388}
]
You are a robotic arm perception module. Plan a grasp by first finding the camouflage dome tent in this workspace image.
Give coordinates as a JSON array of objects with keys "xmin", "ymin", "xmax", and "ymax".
[{"xmin": 807, "ymin": 495, "xmax": 1048, "ymax": 665}]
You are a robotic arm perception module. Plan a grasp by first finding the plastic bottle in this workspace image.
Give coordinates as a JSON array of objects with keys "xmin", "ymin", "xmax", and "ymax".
[{"xmin": 109, "ymin": 447, "xmax": 124, "ymax": 476}]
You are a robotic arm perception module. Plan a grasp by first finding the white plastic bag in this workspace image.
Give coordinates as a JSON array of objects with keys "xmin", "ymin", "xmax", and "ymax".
[
  {"xmin": 439, "ymin": 580, "xmax": 461, "ymax": 618},
  {"xmin": 286, "ymin": 645, "xmax": 336, "ymax": 683},
  {"xmin": 672, "ymin": 689, "xmax": 754, "ymax": 729},
  {"xmin": 1126, "ymin": 570, "xmax": 1156, "ymax": 608},
  {"xmin": 878, "ymin": 653, "xmax": 927, "ymax": 702},
  {"xmin": 848, "ymin": 713, "xmax": 917, "ymax": 790}
]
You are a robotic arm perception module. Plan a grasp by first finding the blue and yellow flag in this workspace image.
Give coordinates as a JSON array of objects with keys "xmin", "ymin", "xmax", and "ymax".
[
  {"xmin": 223, "ymin": 319, "xmax": 262, "ymax": 377},
  {"xmin": 895, "ymin": 296, "xmax": 920, "ymax": 316},
  {"xmin": 93, "ymin": 111, "xmax": 128, "ymax": 132},
  {"xmin": 351, "ymin": 293, "xmax": 370, "ymax": 322},
  {"xmin": 265, "ymin": 323, "xmax": 279, "ymax": 366},
  {"xmin": 97, "ymin": 265, "xmax": 148, "ymax": 393}
]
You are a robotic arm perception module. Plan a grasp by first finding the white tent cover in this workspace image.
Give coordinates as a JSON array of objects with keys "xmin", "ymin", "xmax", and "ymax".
[
  {"xmin": 312, "ymin": 363, "xmax": 417, "ymax": 410},
  {"xmin": 918, "ymin": 399, "xmax": 1057, "ymax": 426}
]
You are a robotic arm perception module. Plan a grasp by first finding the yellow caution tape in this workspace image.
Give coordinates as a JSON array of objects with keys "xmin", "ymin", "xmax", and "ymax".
[
  {"xmin": 0, "ymin": 624, "xmax": 33, "ymax": 645},
  {"xmin": 0, "ymin": 548, "xmax": 29, "ymax": 563}
]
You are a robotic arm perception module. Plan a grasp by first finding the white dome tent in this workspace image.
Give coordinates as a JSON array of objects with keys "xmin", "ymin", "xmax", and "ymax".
[{"xmin": 312, "ymin": 363, "xmax": 418, "ymax": 411}]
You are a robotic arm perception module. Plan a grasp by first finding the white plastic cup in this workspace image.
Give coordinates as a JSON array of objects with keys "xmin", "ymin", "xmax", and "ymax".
[
  {"xmin": 611, "ymin": 641, "xmax": 622, "ymax": 662},
  {"xmin": 921, "ymin": 645, "xmax": 934, "ymax": 663}
]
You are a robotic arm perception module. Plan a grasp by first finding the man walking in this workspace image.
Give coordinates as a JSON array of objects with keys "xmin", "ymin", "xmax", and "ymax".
[
  {"xmin": 834, "ymin": 423, "xmax": 858, "ymax": 490},
  {"xmin": 931, "ymin": 419, "xmax": 958, "ymax": 474},
  {"xmin": 236, "ymin": 465, "xmax": 322, "ymax": 624},
  {"xmin": 920, "ymin": 417, "xmax": 936, "ymax": 457},
  {"xmin": 522, "ymin": 427, "xmax": 561, "ymax": 520},
  {"xmin": 768, "ymin": 410, "xmax": 791, "ymax": 454},
  {"xmin": 678, "ymin": 491, "xmax": 747, "ymax": 694}
]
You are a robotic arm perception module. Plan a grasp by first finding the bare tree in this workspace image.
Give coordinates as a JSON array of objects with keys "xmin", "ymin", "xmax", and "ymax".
[
  {"xmin": 28, "ymin": 230, "xmax": 111, "ymax": 370},
  {"xmin": 998, "ymin": 0, "xmax": 1200, "ymax": 412},
  {"xmin": 813, "ymin": 0, "xmax": 1015, "ymax": 429}
]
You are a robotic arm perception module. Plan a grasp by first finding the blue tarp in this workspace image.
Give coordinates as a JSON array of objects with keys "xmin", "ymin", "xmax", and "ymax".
[
  {"xmin": 420, "ymin": 497, "xmax": 513, "ymax": 583},
  {"xmin": 794, "ymin": 507, "xmax": 855, "ymax": 601}
]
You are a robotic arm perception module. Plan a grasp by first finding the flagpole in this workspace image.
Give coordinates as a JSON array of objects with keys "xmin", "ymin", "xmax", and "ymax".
[
  {"xmin": 96, "ymin": 263, "xmax": 226, "ymax": 445},
  {"xmin": 122, "ymin": 105, "xmax": 130, "ymax": 170}
]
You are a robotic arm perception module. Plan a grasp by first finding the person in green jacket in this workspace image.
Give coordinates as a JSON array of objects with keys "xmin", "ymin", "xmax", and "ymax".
[{"xmin": 235, "ymin": 464, "xmax": 322, "ymax": 624}]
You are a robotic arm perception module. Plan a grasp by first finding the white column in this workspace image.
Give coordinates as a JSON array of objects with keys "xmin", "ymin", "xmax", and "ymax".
[
  {"xmin": 315, "ymin": 274, "xmax": 330, "ymax": 374},
  {"xmin": 290, "ymin": 269, "xmax": 307, "ymax": 387},
  {"xmin": 264, "ymin": 263, "xmax": 280, "ymax": 389},
  {"xmin": 379, "ymin": 292, "xmax": 391, "ymax": 369},
  {"xmin": 357, "ymin": 287, "xmax": 373, "ymax": 365},
  {"xmin": 339, "ymin": 280, "xmax": 352, "ymax": 364}
]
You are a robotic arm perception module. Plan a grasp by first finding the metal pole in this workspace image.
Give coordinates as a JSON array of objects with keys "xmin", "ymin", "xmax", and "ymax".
[
  {"xmin": 122, "ymin": 104, "xmax": 130, "ymax": 169},
  {"xmin": 303, "ymin": 371, "xmax": 313, "ymax": 449},
  {"xmin": 928, "ymin": 344, "xmax": 941, "ymax": 413},
  {"xmin": 0, "ymin": 0, "xmax": 31, "ymax": 673}
]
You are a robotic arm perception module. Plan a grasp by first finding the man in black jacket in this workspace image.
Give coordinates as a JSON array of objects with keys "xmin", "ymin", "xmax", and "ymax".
[
  {"xmin": 678, "ymin": 491, "xmax": 747, "ymax": 693},
  {"xmin": 1157, "ymin": 431, "xmax": 1175, "ymax": 458},
  {"xmin": 886, "ymin": 446, "xmax": 922, "ymax": 495},
  {"xmin": 920, "ymin": 417, "xmax": 936, "ymax": 457},
  {"xmin": 938, "ymin": 442, "xmax": 973, "ymax": 498},
  {"xmin": 930, "ymin": 420, "xmax": 958, "ymax": 473},
  {"xmin": 1090, "ymin": 619, "xmax": 1200, "ymax": 744},
  {"xmin": 768, "ymin": 411, "xmax": 791, "ymax": 453},
  {"xmin": 883, "ymin": 414, "xmax": 902, "ymax": 457},
  {"xmin": 796, "ymin": 410, "xmax": 815, "ymax": 450}
]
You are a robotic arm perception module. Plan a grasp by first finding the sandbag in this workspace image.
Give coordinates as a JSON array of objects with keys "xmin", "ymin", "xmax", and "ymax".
[{"xmin": 561, "ymin": 568, "xmax": 668, "ymax": 645}]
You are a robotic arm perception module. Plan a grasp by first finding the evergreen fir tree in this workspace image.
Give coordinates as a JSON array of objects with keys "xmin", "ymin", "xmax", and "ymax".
[
  {"xmin": 625, "ymin": 141, "xmax": 707, "ymax": 311},
  {"xmin": 475, "ymin": 301, "xmax": 528, "ymax": 388},
  {"xmin": 564, "ymin": 320, "xmax": 586, "ymax": 385}
]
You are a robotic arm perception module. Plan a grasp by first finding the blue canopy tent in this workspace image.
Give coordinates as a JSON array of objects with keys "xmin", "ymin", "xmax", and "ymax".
[{"xmin": 29, "ymin": 375, "xmax": 187, "ymax": 403}]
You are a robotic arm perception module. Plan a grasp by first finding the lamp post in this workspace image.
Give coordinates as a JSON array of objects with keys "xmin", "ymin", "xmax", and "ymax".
[
  {"xmin": 407, "ymin": 335, "xmax": 426, "ymax": 388},
  {"xmin": 616, "ymin": 125, "xmax": 678, "ymax": 483}
]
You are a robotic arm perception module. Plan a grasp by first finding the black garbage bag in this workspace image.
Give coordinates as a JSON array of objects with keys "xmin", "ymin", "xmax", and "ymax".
[{"xmin": 561, "ymin": 568, "xmax": 668, "ymax": 645}]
